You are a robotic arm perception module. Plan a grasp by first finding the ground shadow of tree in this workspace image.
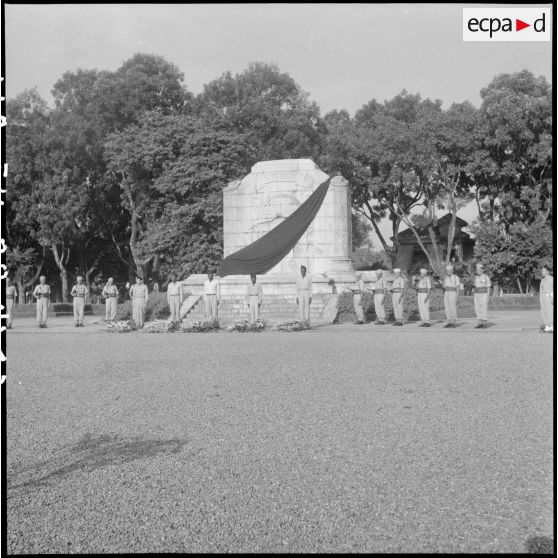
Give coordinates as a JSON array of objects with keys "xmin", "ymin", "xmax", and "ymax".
[{"xmin": 8, "ymin": 433, "xmax": 188, "ymax": 493}]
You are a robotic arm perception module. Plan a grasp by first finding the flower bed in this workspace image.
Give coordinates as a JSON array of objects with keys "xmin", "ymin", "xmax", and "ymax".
[
  {"xmin": 227, "ymin": 319, "xmax": 267, "ymax": 332},
  {"xmin": 180, "ymin": 319, "xmax": 220, "ymax": 333},
  {"xmin": 106, "ymin": 320, "xmax": 137, "ymax": 333},
  {"xmin": 274, "ymin": 319, "xmax": 311, "ymax": 332},
  {"xmin": 143, "ymin": 319, "xmax": 174, "ymax": 333}
]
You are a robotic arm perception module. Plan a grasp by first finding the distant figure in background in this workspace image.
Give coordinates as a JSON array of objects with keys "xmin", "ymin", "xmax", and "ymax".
[
  {"xmin": 167, "ymin": 273, "xmax": 183, "ymax": 325},
  {"xmin": 352, "ymin": 272, "xmax": 366, "ymax": 324},
  {"xmin": 473, "ymin": 263, "xmax": 491, "ymax": 329},
  {"xmin": 443, "ymin": 264, "xmax": 460, "ymax": 328},
  {"xmin": 203, "ymin": 271, "xmax": 221, "ymax": 322},
  {"xmin": 71, "ymin": 276, "xmax": 88, "ymax": 327},
  {"xmin": 130, "ymin": 276, "xmax": 149, "ymax": 328},
  {"xmin": 296, "ymin": 265, "xmax": 312, "ymax": 323},
  {"xmin": 390, "ymin": 268, "xmax": 405, "ymax": 326},
  {"xmin": 153, "ymin": 281, "xmax": 159, "ymax": 292},
  {"xmin": 372, "ymin": 270, "xmax": 387, "ymax": 325},
  {"xmin": 416, "ymin": 268, "xmax": 432, "ymax": 327},
  {"xmin": 5, "ymin": 276, "xmax": 18, "ymax": 329},
  {"xmin": 102, "ymin": 277, "xmax": 119, "ymax": 322},
  {"xmin": 33, "ymin": 275, "xmax": 51, "ymax": 328},
  {"xmin": 539, "ymin": 266, "xmax": 553, "ymax": 333},
  {"xmin": 246, "ymin": 274, "xmax": 263, "ymax": 321}
]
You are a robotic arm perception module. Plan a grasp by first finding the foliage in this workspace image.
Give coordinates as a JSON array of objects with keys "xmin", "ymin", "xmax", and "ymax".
[
  {"xmin": 274, "ymin": 319, "xmax": 311, "ymax": 332},
  {"xmin": 143, "ymin": 319, "xmax": 174, "ymax": 333},
  {"xmin": 106, "ymin": 320, "xmax": 137, "ymax": 333},
  {"xmin": 180, "ymin": 319, "xmax": 220, "ymax": 332},
  {"xmin": 475, "ymin": 70, "xmax": 552, "ymax": 227},
  {"xmin": 227, "ymin": 319, "xmax": 267, "ymax": 332},
  {"xmin": 472, "ymin": 218, "xmax": 553, "ymax": 293},
  {"xmin": 337, "ymin": 288, "xmax": 446, "ymax": 321},
  {"xmin": 145, "ymin": 291, "xmax": 171, "ymax": 320}
]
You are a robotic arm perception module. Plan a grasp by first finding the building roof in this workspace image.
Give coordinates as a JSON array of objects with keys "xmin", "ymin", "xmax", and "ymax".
[{"xmin": 397, "ymin": 213, "xmax": 471, "ymax": 240}]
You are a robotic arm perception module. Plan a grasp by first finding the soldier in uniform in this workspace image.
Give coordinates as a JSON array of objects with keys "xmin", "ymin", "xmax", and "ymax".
[
  {"xmin": 539, "ymin": 265, "xmax": 553, "ymax": 333},
  {"xmin": 129, "ymin": 276, "xmax": 149, "ymax": 328},
  {"xmin": 390, "ymin": 268, "xmax": 405, "ymax": 326},
  {"xmin": 71, "ymin": 276, "xmax": 88, "ymax": 327},
  {"xmin": 352, "ymin": 272, "xmax": 366, "ymax": 324},
  {"xmin": 5, "ymin": 276, "xmax": 18, "ymax": 329},
  {"xmin": 246, "ymin": 274, "xmax": 263, "ymax": 321},
  {"xmin": 473, "ymin": 263, "xmax": 491, "ymax": 329},
  {"xmin": 443, "ymin": 264, "xmax": 460, "ymax": 328},
  {"xmin": 372, "ymin": 270, "xmax": 387, "ymax": 325},
  {"xmin": 416, "ymin": 268, "xmax": 432, "ymax": 327},
  {"xmin": 166, "ymin": 273, "xmax": 184, "ymax": 326},
  {"xmin": 33, "ymin": 275, "xmax": 51, "ymax": 328},
  {"xmin": 296, "ymin": 265, "xmax": 312, "ymax": 323},
  {"xmin": 203, "ymin": 271, "xmax": 221, "ymax": 322},
  {"xmin": 102, "ymin": 277, "xmax": 119, "ymax": 322}
]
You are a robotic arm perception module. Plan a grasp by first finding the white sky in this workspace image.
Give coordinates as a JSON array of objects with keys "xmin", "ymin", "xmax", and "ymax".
[{"xmin": 4, "ymin": 2, "xmax": 553, "ymax": 247}]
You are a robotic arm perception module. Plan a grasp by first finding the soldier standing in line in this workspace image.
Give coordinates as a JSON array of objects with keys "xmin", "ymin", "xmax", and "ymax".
[
  {"xmin": 296, "ymin": 265, "xmax": 312, "ymax": 324},
  {"xmin": 5, "ymin": 276, "xmax": 18, "ymax": 329},
  {"xmin": 390, "ymin": 268, "xmax": 405, "ymax": 326},
  {"xmin": 203, "ymin": 271, "xmax": 221, "ymax": 322},
  {"xmin": 372, "ymin": 270, "xmax": 387, "ymax": 325},
  {"xmin": 33, "ymin": 276, "xmax": 51, "ymax": 328},
  {"xmin": 443, "ymin": 264, "xmax": 460, "ymax": 328},
  {"xmin": 416, "ymin": 268, "xmax": 432, "ymax": 327},
  {"xmin": 473, "ymin": 263, "xmax": 491, "ymax": 329},
  {"xmin": 166, "ymin": 273, "xmax": 184, "ymax": 326},
  {"xmin": 352, "ymin": 272, "xmax": 366, "ymax": 324},
  {"xmin": 102, "ymin": 277, "xmax": 119, "ymax": 322},
  {"xmin": 246, "ymin": 274, "xmax": 263, "ymax": 321},
  {"xmin": 539, "ymin": 265, "xmax": 553, "ymax": 333},
  {"xmin": 71, "ymin": 276, "xmax": 88, "ymax": 327},
  {"xmin": 130, "ymin": 276, "xmax": 149, "ymax": 328}
]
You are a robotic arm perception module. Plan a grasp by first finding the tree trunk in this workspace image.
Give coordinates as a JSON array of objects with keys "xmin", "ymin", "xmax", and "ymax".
[
  {"xmin": 516, "ymin": 277, "xmax": 523, "ymax": 294},
  {"xmin": 52, "ymin": 244, "xmax": 71, "ymax": 302}
]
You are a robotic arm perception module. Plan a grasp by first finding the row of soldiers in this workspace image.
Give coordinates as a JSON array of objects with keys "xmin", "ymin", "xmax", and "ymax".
[
  {"xmin": 352, "ymin": 263, "xmax": 489, "ymax": 328},
  {"xmin": 3, "ymin": 263, "xmax": 554, "ymax": 332}
]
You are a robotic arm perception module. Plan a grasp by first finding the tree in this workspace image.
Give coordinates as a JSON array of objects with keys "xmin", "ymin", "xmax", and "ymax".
[
  {"xmin": 197, "ymin": 62, "xmax": 325, "ymax": 160},
  {"xmin": 475, "ymin": 70, "xmax": 552, "ymax": 227},
  {"xmin": 472, "ymin": 218, "xmax": 553, "ymax": 293}
]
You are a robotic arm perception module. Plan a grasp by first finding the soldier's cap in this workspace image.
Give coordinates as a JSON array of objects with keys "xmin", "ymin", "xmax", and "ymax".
[
  {"xmin": 446, "ymin": 265, "xmax": 453, "ymax": 270},
  {"xmin": 77, "ymin": 276, "xmax": 83, "ymax": 280},
  {"xmin": 300, "ymin": 265, "xmax": 307, "ymax": 270},
  {"xmin": 355, "ymin": 271, "xmax": 362, "ymax": 278},
  {"xmin": 476, "ymin": 263, "xmax": 483, "ymax": 268},
  {"xmin": 393, "ymin": 268, "xmax": 401, "ymax": 273},
  {"xmin": 39, "ymin": 275, "xmax": 46, "ymax": 280},
  {"xmin": 419, "ymin": 268, "xmax": 427, "ymax": 273},
  {"xmin": 108, "ymin": 277, "xmax": 114, "ymax": 281}
]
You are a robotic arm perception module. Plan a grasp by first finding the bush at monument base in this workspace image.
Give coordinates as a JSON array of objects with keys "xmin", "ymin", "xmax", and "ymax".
[{"xmin": 115, "ymin": 291, "xmax": 170, "ymax": 321}]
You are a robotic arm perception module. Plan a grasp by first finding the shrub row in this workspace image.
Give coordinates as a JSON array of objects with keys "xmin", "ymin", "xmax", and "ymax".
[
  {"xmin": 337, "ymin": 288, "xmax": 447, "ymax": 322},
  {"xmin": 115, "ymin": 291, "xmax": 170, "ymax": 321}
]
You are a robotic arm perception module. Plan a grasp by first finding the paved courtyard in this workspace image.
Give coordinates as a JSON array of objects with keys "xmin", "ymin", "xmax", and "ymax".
[{"xmin": 5, "ymin": 310, "xmax": 554, "ymax": 553}]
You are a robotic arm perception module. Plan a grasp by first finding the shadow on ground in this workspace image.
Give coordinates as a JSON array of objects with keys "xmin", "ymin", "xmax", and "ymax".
[
  {"xmin": 8, "ymin": 433, "xmax": 188, "ymax": 493},
  {"xmin": 525, "ymin": 535, "xmax": 555, "ymax": 554}
]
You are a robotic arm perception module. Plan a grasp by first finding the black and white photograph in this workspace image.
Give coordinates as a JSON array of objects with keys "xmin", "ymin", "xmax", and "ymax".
[{"xmin": 1, "ymin": 2, "xmax": 554, "ymax": 554}]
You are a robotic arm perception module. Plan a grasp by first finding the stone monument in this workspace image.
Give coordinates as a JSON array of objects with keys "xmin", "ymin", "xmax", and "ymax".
[{"xmin": 181, "ymin": 159, "xmax": 356, "ymax": 315}]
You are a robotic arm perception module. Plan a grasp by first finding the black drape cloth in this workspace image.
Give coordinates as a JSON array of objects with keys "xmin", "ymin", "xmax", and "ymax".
[{"xmin": 219, "ymin": 178, "xmax": 331, "ymax": 276}]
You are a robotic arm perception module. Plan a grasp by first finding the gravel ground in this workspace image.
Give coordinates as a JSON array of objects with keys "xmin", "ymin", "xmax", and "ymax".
[{"xmin": 5, "ymin": 311, "xmax": 554, "ymax": 553}]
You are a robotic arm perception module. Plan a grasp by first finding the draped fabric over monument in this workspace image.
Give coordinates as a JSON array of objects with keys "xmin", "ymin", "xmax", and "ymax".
[{"xmin": 219, "ymin": 178, "xmax": 331, "ymax": 276}]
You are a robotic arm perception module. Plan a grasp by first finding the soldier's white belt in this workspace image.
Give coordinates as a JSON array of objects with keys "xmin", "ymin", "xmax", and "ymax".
[
  {"xmin": 106, "ymin": 294, "xmax": 117, "ymax": 297},
  {"xmin": 445, "ymin": 287, "xmax": 458, "ymax": 291},
  {"xmin": 74, "ymin": 294, "xmax": 85, "ymax": 297},
  {"xmin": 6, "ymin": 295, "xmax": 14, "ymax": 299},
  {"xmin": 374, "ymin": 289, "xmax": 385, "ymax": 294},
  {"xmin": 474, "ymin": 287, "xmax": 488, "ymax": 293},
  {"xmin": 391, "ymin": 288, "xmax": 402, "ymax": 293},
  {"xmin": 38, "ymin": 293, "xmax": 50, "ymax": 297},
  {"xmin": 417, "ymin": 288, "xmax": 429, "ymax": 293}
]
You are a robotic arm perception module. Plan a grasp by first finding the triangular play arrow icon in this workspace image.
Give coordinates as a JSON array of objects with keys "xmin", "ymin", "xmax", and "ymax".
[{"xmin": 516, "ymin": 19, "xmax": 530, "ymax": 31}]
